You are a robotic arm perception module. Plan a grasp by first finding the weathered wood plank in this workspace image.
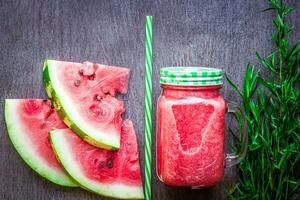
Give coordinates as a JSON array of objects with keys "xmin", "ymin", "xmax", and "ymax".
[{"xmin": 0, "ymin": 0, "xmax": 298, "ymax": 199}]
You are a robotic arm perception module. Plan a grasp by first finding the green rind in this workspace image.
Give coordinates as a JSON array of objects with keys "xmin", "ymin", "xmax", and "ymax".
[
  {"xmin": 50, "ymin": 129, "xmax": 144, "ymax": 199},
  {"xmin": 43, "ymin": 60, "xmax": 119, "ymax": 150},
  {"xmin": 4, "ymin": 99, "xmax": 77, "ymax": 187}
]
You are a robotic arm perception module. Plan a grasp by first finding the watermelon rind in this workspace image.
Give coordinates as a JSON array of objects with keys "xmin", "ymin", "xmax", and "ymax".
[
  {"xmin": 50, "ymin": 129, "xmax": 144, "ymax": 199},
  {"xmin": 43, "ymin": 60, "xmax": 119, "ymax": 150},
  {"xmin": 4, "ymin": 99, "xmax": 77, "ymax": 187}
]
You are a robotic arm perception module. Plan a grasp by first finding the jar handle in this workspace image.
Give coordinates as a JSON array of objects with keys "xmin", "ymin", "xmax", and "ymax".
[{"xmin": 225, "ymin": 101, "xmax": 248, "ymax": 167}]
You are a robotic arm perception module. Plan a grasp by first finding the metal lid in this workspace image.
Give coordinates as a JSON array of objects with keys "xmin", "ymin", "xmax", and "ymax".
[{"xmin": 160, "ymin": 66, "xmax": 223, "ymax": 86}]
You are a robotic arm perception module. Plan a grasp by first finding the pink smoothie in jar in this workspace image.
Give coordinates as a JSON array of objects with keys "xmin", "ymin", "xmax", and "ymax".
[{"xmin": 156, "ymin": 67, "xmax": 226, "ymax": 187}]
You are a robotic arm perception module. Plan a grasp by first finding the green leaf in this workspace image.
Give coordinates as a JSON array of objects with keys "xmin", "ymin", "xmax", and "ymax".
[
  {"xmin": 262, "ymin": 7, "xmax": 276, "ymax": 12},
  {"xmin": 285, "ymin": 40, "xmax": 300, "ymax": 61},
  {"xmin": 249, "ymin": 101, "xmax": 260, "ymax": 123},
  {"xmin": 256, "ymin": 52, "xmax": 277, "ymax": 73},
  {"xmin": 225, "ymin": 73, "xmax": 243, "ymax": 98},
  {"xmin": 243, "ymin": 65, "xmax": 259, "ymax": 100}
]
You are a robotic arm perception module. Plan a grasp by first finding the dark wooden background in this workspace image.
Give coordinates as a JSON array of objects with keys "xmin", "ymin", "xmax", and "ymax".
[{"xmin": 0, "ymin": 0, "xmax": 299, "ymax": 199}]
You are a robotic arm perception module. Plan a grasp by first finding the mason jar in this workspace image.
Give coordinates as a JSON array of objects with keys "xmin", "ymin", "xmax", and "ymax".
[{"xmin": 156, "ymin": 67, "xmax": 247, "ymax": 187}]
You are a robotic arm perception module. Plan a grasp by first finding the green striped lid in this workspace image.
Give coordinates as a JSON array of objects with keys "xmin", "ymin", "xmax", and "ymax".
[{"xmin": 160, "ymin": 66, "xmax": 223, "ymax": 86}]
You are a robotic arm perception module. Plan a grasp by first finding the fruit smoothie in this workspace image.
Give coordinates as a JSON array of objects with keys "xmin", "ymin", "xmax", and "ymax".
[{"xmin": 157, "ymin": 67, "xmax": 226, "ymax": 187}]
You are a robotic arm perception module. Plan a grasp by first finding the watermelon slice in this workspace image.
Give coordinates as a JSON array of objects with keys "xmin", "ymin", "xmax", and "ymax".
[
  {"xmin": 43, "ymin": 60, "xmax": 130, "ymax": 150},
  {"xmin": 50, "ymin": 120, "xmax": 144, "ymax": 199},
  {"xmin": 4, "ymin": 99, "xmax": 77, "ymax": 187}
]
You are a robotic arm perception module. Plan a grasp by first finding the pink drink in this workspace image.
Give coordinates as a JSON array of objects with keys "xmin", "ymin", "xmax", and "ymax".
[{"xmin": 157, "ymin": 85, "xmax": 226, "ymax": 187}]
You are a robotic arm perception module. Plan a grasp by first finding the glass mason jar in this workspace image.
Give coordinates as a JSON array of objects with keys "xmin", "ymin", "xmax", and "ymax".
[{"xmin": 156, "ymin": 67, "xmax": 247, "ymax": 187}]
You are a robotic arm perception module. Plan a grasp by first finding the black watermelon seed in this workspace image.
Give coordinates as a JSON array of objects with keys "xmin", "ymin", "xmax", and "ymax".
[
  {"xmin": 74, "ymin": 80, "xmax": 81, "ymax": 87},
  {"xmin": 42, "ymin": 99, "xmax": 48, "ymax": 102},
  {"xmin": 107, "ymin": 160, "xmax": 113, "ymax": 168},
  {"xmin": 79, "ymin": 69, "xmax": 84, "ymax": 74}
]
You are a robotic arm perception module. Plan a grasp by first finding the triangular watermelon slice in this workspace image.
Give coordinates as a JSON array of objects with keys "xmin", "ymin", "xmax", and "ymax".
[
  {"xmin": 50, "ymin": 120, "xmax": 144, "ymax": 199},
  {"xmin": 43, "ymin": 60, "xmax": 130, "ymax": 150},
  {"xmin": 4, "ymin": 99, "xmax": 77, "ymax": 187}
]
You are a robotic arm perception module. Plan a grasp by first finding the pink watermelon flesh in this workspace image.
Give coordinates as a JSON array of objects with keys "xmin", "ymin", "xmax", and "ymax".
[
  {"xmin": 157, "ymin": 96, "xmax": 225, "ymax": 187},
  {"xmin": 5, "ymin": 99, "xmax": 76, "ymax": 186},
  {"xmin": 81, "ymin": 94, "xmax": 124, "ymax": 129},
  {"xmin": 46, "ymin": 60, "xmax": 130, "ymax": 149},
  {"xmin": 19, "ymin": 99, "xmax": 66, "ymax": 170},
  {"xmin": 62, "ymin": 61, "xmax": 130, "ymax": 97},
  {"xmin": 172, "ymin": 103, "xmax": 214, "ymax": 152},
  {"xmin": 60, "ymin": 120, "xmax": 142, "ymax": 186}
]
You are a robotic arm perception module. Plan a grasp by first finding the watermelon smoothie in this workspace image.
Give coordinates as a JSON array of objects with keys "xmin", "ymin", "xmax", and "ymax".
[{"xmin": 157, "ymin": 67, "xmax": 226, "ymax": 187}]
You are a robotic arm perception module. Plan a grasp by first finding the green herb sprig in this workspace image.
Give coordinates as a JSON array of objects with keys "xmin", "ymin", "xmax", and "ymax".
[{"xmin": 226, "ymin": 0, "xmax": 300, "ymax": 199}]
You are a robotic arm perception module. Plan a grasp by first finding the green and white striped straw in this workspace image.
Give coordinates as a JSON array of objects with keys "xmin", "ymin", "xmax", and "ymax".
[{"xmin": 144, "ymin": 15, "xmax": 153, "ymax": 200}]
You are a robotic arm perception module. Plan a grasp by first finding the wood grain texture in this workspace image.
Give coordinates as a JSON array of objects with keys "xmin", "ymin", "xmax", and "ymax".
[{"xmin": 0, "ymin": 0, "xmax": 299, "ymax": 199}]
